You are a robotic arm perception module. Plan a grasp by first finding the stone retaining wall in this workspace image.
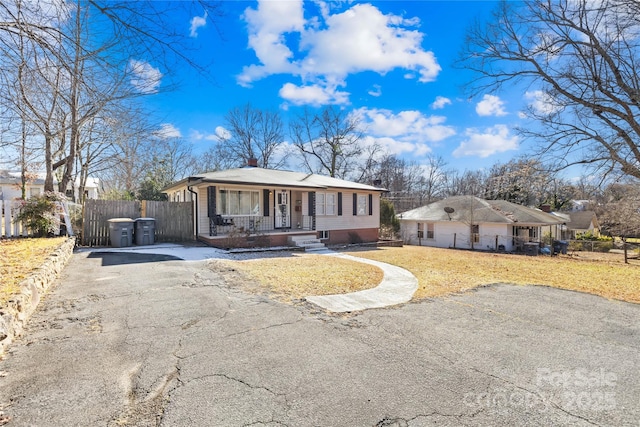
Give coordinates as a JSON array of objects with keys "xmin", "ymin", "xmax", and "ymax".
[{"xmin": 0, "ymin": 237, "xmax": 75, "ymax": 357}]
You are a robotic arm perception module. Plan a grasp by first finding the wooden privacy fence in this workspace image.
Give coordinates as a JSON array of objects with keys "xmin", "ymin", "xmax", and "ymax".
[{"xmin": 82, "ymin": 199, "xmax": 194, "ymax": 246}]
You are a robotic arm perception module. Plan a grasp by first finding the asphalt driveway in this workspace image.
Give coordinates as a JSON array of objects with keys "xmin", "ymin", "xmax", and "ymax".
[{"xmin": 0, "ymin": 249, "xmax": 638, "ymax": 426}]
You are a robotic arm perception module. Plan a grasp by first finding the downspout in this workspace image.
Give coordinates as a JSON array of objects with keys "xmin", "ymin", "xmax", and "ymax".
[{"xmin": 187, "ymin": 183, "xmax": 198, "ymax": 238}]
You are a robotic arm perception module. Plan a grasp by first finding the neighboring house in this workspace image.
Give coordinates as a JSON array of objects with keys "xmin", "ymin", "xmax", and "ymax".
[
  {"xmin": 567, "ymin": 211, "xmax": 600, "ymax": 238},
  {"xmin": 67, "ymin": 176, "xmax": 101, "ymax": 201},
  {"xmin": 398, "ymin": 196, "xmax": 563, "ymax": 252},
  {"xmin": 163, "ymin": 165, "xmax": 385, "ymax": 248},
  {"xmin": 0, "ymin": 171, "xmax": 46, "ymax": 200},
  {"xmin": 0, "ymin": 171, "xmax": 100, "ymax": 202}
]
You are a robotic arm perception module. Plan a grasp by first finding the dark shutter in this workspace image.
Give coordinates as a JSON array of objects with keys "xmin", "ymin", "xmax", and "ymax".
[
  {"xmin": 353, "ymin": 193, "xmax": 357, "ymax": 216},
  {"xmin": 337, "ymin": 192, "xmax": 342, "ymax": 216},
  {"xmin": 308, "ymin": 192, "xmax": 316, "ymax": 216},
  {"xmin": 263, "ymin": 189, "xmax": 270, "ymax": 217},
  {"xmin": 207, "ymin": 186, "xmax": 216, "ymax": 217},
  {"xmin": 368, "ymin": 194, "xmax": 373, "ymax": 216},
  {"xmin": 309, "ymin": 192, "xmax": 316, "ymax": 230}
]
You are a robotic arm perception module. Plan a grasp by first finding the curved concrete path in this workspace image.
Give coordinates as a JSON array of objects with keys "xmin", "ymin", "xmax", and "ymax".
[{"xmin": 305, "ymin": 250, "xmax": 418, "ymax": 313}]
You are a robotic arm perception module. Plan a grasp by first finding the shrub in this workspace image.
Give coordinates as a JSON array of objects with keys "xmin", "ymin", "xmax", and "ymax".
[{"xmin": 15, "ymin": 192, "xmax": 66, "ymax": 237}]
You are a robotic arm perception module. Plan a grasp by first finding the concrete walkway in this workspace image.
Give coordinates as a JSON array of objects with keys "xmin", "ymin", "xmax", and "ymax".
[
  {"xmin": 305, "ymin": 250, "xmax": 418, "ymax": 313},
  {"xmin": 76, "ymin": 244, "xmax": 418, "ymax": 313}
]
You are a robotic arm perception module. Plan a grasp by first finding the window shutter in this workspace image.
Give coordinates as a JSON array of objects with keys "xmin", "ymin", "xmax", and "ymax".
[
  {"xmin": 353, "ymin": 193, "xmax": 357, "ymax": 216},
  {"xmin": 263, "ymin": 189, "xmax": 270, "ymax": 217},
  {"xmin": 337, "ymin": 192, "xmax": 342, "ymax": 216},
  {"xmin": 207, "ymin": 186, "xmax": 216, "ymax": 217},
  {"xmin": 308, "ymin": 192, "xmax": 316, "ymax": 230},
  {"xmin": 369, "ymin": 194, "xmax": 373, "ymax": 216}
]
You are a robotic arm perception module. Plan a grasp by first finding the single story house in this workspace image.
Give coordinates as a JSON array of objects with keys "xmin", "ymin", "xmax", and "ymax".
[
  {"xmin": 0, "ymin": 171, "xmax": 46, "ymax": 200},
  {"xmin": 162, "ymin": 166, "xmax": 385, "ymax": 248},
  {"xmin": 398, "ymin": 196, "xmax": 563, "ymax": 252},
  {"xmin": 0, "ymin": 171, "xmax": 100, "ymax": 202},
  {"xmin": 550, "ymin": 210, "xmax": 600, "ymax": 240}
]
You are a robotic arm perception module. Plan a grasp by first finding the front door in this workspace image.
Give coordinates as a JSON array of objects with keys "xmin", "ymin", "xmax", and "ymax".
[{"xmin": 275, "ymin": 190, "xmax": 290, "ymax": 228}]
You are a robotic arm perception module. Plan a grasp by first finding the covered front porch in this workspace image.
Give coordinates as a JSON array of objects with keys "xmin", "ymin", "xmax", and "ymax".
[{"xmin": 198, "ymin": 186, "xmax": 319, "ymax": 248}]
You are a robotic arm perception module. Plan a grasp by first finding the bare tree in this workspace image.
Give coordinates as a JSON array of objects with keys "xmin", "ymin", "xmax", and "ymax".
[
  {"xmin": 289, "ymin": 106, "xmax": 364, "ymax": 178},
  {"xmin": 460, "ymin": 0, "xmax": 640, "ymax": 181},
  {"xmin": 220, "ymin": 103, "xmax": 287, "ymax": 168},
  {"xmin": 443, "ymin": 169, "xmax": 487, "ymax": 198},
  {"xmin": 1, "ymin": 0, "xmax": 223, "ymax": 197}
]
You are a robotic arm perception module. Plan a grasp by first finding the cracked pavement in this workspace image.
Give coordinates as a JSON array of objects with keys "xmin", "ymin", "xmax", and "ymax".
[{"xmin": 1, "ymin": 250, "xmax": 639, "ymax": 426}]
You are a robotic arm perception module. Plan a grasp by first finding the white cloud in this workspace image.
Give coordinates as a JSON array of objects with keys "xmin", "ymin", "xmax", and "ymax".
[
  {"xmin": 279, "ymin": 82, "xmax": 350, "ymax": 106},
  {"xmin": 238, "ymin": 1, "xmax": 441, "ymax": 105},
  {"xmin": 431, "ymin": 96, "xmax": 452, "ymax": 110},
  {"xmin": 476, "ymin": 94, "xmax": 507, "ymax": 117},
  {"xmin": 190, "ymin": 129, "xmax": 219, "ymax": 141},
  {"xmin": 524, "ymin": 90, "xmax": 561, "ymax": 115},
  {"xmin": 368, "ymin": 84, "xmax": 382, "ymax": 97},
  {"xmin": 128, "ymin": 59, "xmax": 162, "ymax": 94},
  {"xmin": 155, "ymin": 123, "xmax": 182, "ymax": 139},
  {"xmin": 189, "ymin": 11, "xmax": 208, "ymax": 38},
  {"xmin": 354, "ymin": 107, "xmax": 456, "ymax": 156},
  {"xmin": 215, "ymin": 126, "xmax": 231, "ymax": 140},
  {"xmin": 452, "ymin": 125, "xmax": 519, "ymax": 158}
]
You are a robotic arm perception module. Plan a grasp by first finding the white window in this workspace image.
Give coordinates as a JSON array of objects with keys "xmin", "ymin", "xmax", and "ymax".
[
  {"xmin": 219, "ymin": 190, "xmax": 260, "ymax": 216},
  {"xmin": 417, "ymin": 223, "xmax": 424, "ymax": 239},
  {"xmin": 425, "ymin": 223, "xmax": 434, "ymax": 239},
  {"xmin": 472, "ymin": 224, "xmax": 480, "ymax": 243},
  {"xmin": 316, "ymin": 192, "xmax": 336, "ymax": 216},
  {"xmin": 357, "ymin": 195, "xmax": 367, "ymax": 215},
  {"xmin": 319, "ymin": 230, "xmax": 329, "ymax": 240}
]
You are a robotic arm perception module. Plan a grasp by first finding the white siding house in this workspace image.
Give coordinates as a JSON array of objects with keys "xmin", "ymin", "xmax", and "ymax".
[
  {"xmin": 399, "ymin": 196, "xmax": 562, "ymax": 252},
  {"xmin": 163, "ymin": 166, "xmax": 384, "ymax": 248}
]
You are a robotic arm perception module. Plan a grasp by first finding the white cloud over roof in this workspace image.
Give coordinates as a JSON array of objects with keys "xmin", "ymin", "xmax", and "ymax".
[
  {"xmin": 155, "ymin": 123, "xmax": 182, "ymax": 139},
  {"xmin": 128, "ymin": 59, "xmax": 162, "ymax": 94},
  {"xmin": 453, "ymin": 125, "xmax": 519, "ymax": 158},
  {"xmin": 189, "ymin": 11, "xmax": 208, "ymax": 38},
  {"xmin": 476, "ymin": 94, "xmax": 507, "ymax": 117},
  {"xmin": 238, "ymin": 1, "xmax": 441, "ymax": 106},
  {"xmin": 355, "ymin": 107, "xmax": 456, "ymax": 156},
  {"xmin": 431, "ymin": 96, "xmax": 452, "ymax": 110}
]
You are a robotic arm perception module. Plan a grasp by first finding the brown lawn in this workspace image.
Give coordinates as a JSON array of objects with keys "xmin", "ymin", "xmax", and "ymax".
[
  {"xmin": 347, "ymin": 246, "xmax": 640, "ymax": 304},
  {"xmin": 212, "ymin": 253, "xmax": 384, "ymax": 302},
  {"xmin": 215, "ymin": 245, "xmax": 640, "ymax": 304},
  {"xmin": 0, "ymin": 237, "xmax": 67, "ymax": 304}
]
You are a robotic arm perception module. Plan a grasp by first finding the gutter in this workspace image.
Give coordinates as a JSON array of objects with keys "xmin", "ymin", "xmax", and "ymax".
[{"xmin": 187, "ymin": 177, "xmax": 199, "ymax": 238}]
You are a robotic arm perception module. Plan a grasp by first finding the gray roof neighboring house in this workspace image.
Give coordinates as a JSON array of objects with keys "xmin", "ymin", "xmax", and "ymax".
[
  {"xmin": 567, "ymin": 211, "xmax": 599, "ymax": 230},
  {"xmin": 164, "ymin": 167, "xmax": 386, "ymax": 192},
  {"xmin": 399, "ymin": 196, "xmax": 562, "ymax": 226}
]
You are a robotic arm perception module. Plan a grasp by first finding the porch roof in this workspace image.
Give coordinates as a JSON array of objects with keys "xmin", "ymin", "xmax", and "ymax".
[{"xmin": 164, "ymin": 167, "xmax": 386, "ymax": 192}]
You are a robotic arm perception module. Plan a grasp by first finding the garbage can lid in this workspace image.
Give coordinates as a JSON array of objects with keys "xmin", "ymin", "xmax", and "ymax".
[
  {"xmin": 135, "ymin": 217, "xmax": 155, "ymax": 221},
  {"xmin": 108, "ymin": 218, "xmax": 134, "ymax": 223}
]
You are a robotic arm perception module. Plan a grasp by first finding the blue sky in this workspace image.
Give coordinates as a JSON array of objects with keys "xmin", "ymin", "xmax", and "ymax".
[{"xmin": 140, "ymin": 0, "xmax": 536, "ymax": 174}]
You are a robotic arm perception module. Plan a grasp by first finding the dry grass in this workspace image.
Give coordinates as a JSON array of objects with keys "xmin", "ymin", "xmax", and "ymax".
[
  {"xmin": 213, "ymin": 253, "xmax": 384, "ymax": 302},
  {"xmin": 0, "ymin": 237, "xmax": 67, "ymax": 304},
  {"xmin": 347, "ymin": 246, "xmax": 640, "ymax": 304}
]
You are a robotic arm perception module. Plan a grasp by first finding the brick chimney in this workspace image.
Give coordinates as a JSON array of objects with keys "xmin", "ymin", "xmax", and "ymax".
[
  {"xmin": 247, "ymin": 157, "xmax": 258, "ymax": 167},
  {"xmin": 540, "ymin": 204, "xmax": 551, "ymax": 213}
]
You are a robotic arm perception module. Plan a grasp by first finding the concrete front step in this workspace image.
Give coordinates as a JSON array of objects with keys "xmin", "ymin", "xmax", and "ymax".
[{"xmin": 287, "ymin": 234, "xmax": 326, "ymax": 251}]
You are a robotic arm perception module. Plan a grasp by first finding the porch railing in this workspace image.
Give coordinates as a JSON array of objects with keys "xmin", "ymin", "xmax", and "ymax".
[{"xmin": 208, "ymin": 215, "xmax": 315, "ymax": 236}]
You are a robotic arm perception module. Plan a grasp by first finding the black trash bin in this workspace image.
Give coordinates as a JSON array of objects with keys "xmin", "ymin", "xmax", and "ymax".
[
  {"xmin": 559, "ymin": 240, "xmax": 568, "ymax": 255},
  {"xmin": 553, "ymin": 240, "xmax": 569, "ymax": 255},
  {"xmin": 108, "ymin": 218, "xmax": 134, "ymax": 247},
  {"xmin": 134, "ymin": 217, "xmax": 155, "ymax": 245},
  {"xmin": 524, "ymin": 242, "xmax": 539, "ymax": 256}
]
